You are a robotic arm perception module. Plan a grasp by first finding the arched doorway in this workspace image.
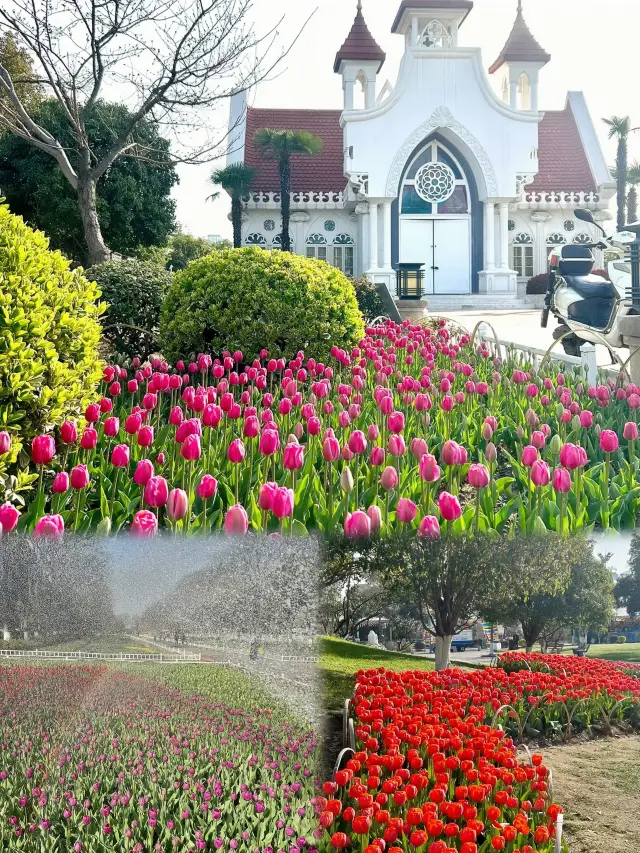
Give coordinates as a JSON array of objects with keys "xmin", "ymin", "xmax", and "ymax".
[{"xmin": 392, "ymin": 134, "xmax": 482, "ymax": 295}]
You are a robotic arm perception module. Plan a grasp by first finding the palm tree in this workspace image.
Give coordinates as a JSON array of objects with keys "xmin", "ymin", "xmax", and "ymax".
[
  {"xmin": 627, "ymin": 161, "xmax": 640, "ymax": 224},
  {"xmin": 253, "ymin": 130, "xmax": 323, "ymax": 252},
  {"xmin": 603, "ymin": 116, "xmax": 639, "ymax": 230},
  {"xmin": 210, "ymin": 163, "xmax": 257, "ymax": 248}
]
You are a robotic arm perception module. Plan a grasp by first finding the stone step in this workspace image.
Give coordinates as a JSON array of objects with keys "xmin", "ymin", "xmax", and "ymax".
[{"xmin": 409, "ymin": 295, "xmax": 530, "ymax": 311}]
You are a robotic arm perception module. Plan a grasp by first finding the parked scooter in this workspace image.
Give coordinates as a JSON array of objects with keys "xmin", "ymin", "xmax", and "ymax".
[{"xmin": 541, "ymin": 208, "xmax": 636, "ymax": 357}]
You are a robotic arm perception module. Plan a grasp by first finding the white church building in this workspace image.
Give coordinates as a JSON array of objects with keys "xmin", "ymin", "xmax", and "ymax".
[{"xmin": 227, "ymin": 0, "xmax": 615, "ymax": 310}]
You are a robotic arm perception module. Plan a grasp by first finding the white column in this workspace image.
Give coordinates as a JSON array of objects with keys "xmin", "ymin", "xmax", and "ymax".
[
  {"xmin": 411, "ymin": 16, "xmax": 419, "ymax": 46},
  {"xmin": 369, "ymin": 202, "xmax": 379, "ymax": 271},
  {"xmin": 484, "ymin": 201, "xmax": 496, "ymax": 270},
  {"xmin": 498, "ymin": 203, "xmax": 509, "ymax": 269},
  {"xmin": 365, "ymin": 81, "xmax": 376, "ymax": 109},
  {"xmin": 382, "ymin": 201, "xmax": 392, "ymax": 269}
]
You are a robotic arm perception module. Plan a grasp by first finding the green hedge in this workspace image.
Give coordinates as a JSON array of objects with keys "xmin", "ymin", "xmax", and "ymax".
[
  {"xmin": 160, "ymin": 247, "xmax": 365, "ymax": 362},
  {"xmin": 0, "ymin": 202, "xmax": 104, "ymax": 465},
  {"xmin": 86, "ymin": 258, "xmax": 172, "ymax": 358}
]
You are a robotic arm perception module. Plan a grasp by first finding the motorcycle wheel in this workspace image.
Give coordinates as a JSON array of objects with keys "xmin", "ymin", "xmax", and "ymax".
[{"xmin": 553, "ymin": 324, "xmax": 583, "ymax": 357}]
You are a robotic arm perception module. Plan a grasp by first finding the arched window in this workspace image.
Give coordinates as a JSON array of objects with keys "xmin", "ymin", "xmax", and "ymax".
[
  {"xmin": 421, "ymin": 20, "xmax": 452, "ymax": 48},
  {"xmin": 547, "ymin": 232, "xmax": 566, "ymax": 246},
  {"xmin": 573, "ymin": 232, "xmax": 593, "ymax": 245},
  {"xmin": 306, "ymin": 233, "xmax": 328, "ymax": 262},
  {"xmin": 401, "ymin": 140, "xmax": 471, "ymax": 215},
  {"xmin": 518, "ymin": 73, "xmax": 531, "ymax": 111},
  {"xmin": 272, "ymin": 234, "xmax": 294, "ymax": 250},
  {"xmin": 512, "ymin": 233, "xmax": 534, "ymax": 279},
  {"xmin": 246, "ymin": 233, "xmax": 267, "ymax": 246},
  {"xmin": 333, "ymin": 234, "xmax": 355, "ymax": 277}
]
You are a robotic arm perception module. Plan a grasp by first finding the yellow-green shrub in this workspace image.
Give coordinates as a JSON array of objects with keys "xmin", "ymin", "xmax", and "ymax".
[
  {"xmin": 0, "ymin": 203, "xmax": 104, "ymax": 465},
  {"xmin": 159, "ymin": 247, "xmax": 365, "ymax": 362}
]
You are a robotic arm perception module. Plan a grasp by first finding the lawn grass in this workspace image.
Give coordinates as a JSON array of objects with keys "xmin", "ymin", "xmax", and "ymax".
[
  {"xmin": 587, "ymin": 643, "xmax": 640, "ymax": 663},
  {"xmin": 41, "ymin": 635, "xmax": 160, "ymax": 654},
  {"xmin": 321, "ymin": 636, "xmax": 435, "ymax": 710}
]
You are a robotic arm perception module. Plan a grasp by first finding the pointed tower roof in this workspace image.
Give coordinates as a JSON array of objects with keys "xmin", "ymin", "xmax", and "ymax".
[
  {"xmin": 391, "ymin": 1, "xmax": 473, "ymax": 34},
  {"xmin": 489, "ymin": 1, "xmax": 550, "ymax": 74},
  {"xmin": 333, "ymin": 1, "xmax": 386, "ymax": 73}
]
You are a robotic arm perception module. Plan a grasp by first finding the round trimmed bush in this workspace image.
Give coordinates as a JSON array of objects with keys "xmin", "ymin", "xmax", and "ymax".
[
  {"xmin": 86, "ymin": 258, "xmax": 172, "ymax": 358},
  {"xmin": 0, "ymin": 203, "xmax": 104, "ymax": 465},
  {"xmin": 160, "ymin": 248, "xmax": 365, "ymax": 362},
  {"xmin": 351, "ymin": 276, "xmax": 385, "ymax": 322}
]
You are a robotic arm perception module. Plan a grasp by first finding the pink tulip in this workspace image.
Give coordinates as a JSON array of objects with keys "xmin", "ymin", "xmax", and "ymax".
[
  {"xmin": 130, "ymin": 510, "xmax": 158, "ymax": 538},
  {"xmin": 388, "ymin": 411, "xmax": 405, "ymax": 434},
  {"xmin": 32, "ymin": 434, "xmax": 56, "ymax": 465},
  {"xmin": 259, "ymin": 430, "xmax": 280, "ymax": 456},
  {"xmin": 441, "ymin": 440, "xmax": 462, "ymax": 467},
  {"xmin": 600, "ymin": 429, "xmax": 619, "ymax": 453},
  {"xmin": 181, "ymin": 434, "xmax": 201, "ymax": 461},
  {"xmin": 52, "ymin": 472, "xmax": 69, "ymax": 494},
  {"xmin": 133, "ymin": 459, "xmax": 154, "ymax": 486},
  {"xmin": 322, "ymin": 436, "xmax": 340, "ymax": 462},
  {"xmin": 224, "ymin": 504, "xmax": 249, "ymax": 535},
  {"xmin": 396, "ymin": 498, "xmax": 417, "ymax": 524},
  {"xmin": 169, "ymin": 406, "xmax": 184, "ymax": 427},
  {"xmin": 367, "ymin": 424, "xmax": 379, "ymax": 441},
  {"xmin": 166, "ymin": 488, "xmax": 189, "ymax": 521},
  {"xmin": 60, "ymin": 421, "xmax": 78, "ymax": 444},
  {"xmin": 370, "ymin": 446, "xmax": 385, "ymax": 467},
  {"xmin": 388, "ymin": 434, "xmax": 406, "ymax": 457},
  {"xmin": 530, "ymin": 430, "xmax": 546, "ymax": 449},
  {"xmin": 243, "ymin": 416, "xmax": 260, "ymax": 439},
  {"xmin": 137, "ymin": 425, "xmax": 154, "ymax": 448},
  {"xmin": 348, "ymin": 430, "xmax": 367, "ymax": 454},
  {"xmin": 418, "ymin": 515, "xmax": 441, "ymax": 539},
  {"xmin": 144, "ymin": 476, "xmax": 168, "ymax": 507},
  {"xmin": 344, "ymin": 510, "xmax": 371, "ymax": 539},
  {"xmin": 553, "ymin": 467, "xmax": 571, "ymax": 493},
  {"xmin": 0, "ymin": 502, "xmax": 20, "ymax": 532},
  {"xmin": 33, "ymin": 514, "xmax": 64, "ymax": 539},
  {"xmin": 70, "ymin": 465, "xmax": 90, "ymax": 490},
  {"xmin": 438, "ymin": 491, "xmax": 461, "ymax": 522},
  {"xmin": 85, "ymin": 403, "xmax": 100, "ymax": 423},
  {"xmin": 559, "ymin": 443, "xmax": 583, "ymax": 470},
  {"xmin": 419, "ymin": 454, "xmax": 440, "ymax": 483},
  {"xmin": 258, "ymin": 481, "xmax": 279, "ymax": 511},
  {"xmin": 530, "ymin": 459, "xmax": 551, "ymax": 487},
  {"xmin": 176, "ymin": 418, "xmax": 201, "ymax": 443},
  {"xmin": 624, "ymin": 422, "xmax": 639, "ymax": 441},
  {"xmin": 272, "ymin": 487, "xmax": 294, "ymax": 519},
  {"xmin": 380, "ymin": 466, "xmax": 398, "ymax": 491},
  {"xmin": 521, "ymin": 445, "xmax": 538, "ymax": 467},
  {"xmin": 367, "ymin": 504, "xmax": 382, "ymax": 534},
  {"xmin": 283, "ymin": 442, "xmax": 304, "ymax": 471},
  {"xmin": 227, "ymin": 439, "xmax": 246, "ymax": 463},
  {"xmin": 125, "ymin": 413, "xmax": 142, "ymax": 434},
  {"xmin": 103, "ymin": 416, "xmax": 119, "ymax": 438},
  {"xmin": 410, "ymin": 438, "xmax": 428, "ymax": 460},
  {"xmin": 111, "ymin": 444, "xmax": 130, "ymax": 468},
  {"xmin": 197, "ymin": 475, "xmax": 218, "ymax": 500},
  {"xmin": 467, "ymin": 463, "xmax": 490, "ymax": 489}
]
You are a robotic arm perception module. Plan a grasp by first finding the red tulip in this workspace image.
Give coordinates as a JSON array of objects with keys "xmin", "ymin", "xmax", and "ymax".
[{"xmin": 85, "ymin": 403, "xmax": 100, "ymax": 423}]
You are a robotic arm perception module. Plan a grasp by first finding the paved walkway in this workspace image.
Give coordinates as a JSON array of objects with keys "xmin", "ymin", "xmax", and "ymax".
[{"xmin": 441, "ymin": 308, "xmax": 624, "ymax": 369}]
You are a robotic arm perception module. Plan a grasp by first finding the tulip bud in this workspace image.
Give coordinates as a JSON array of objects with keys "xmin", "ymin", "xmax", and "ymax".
[
  {"xmin": 96, "ymin": 516, "xmax": 112, "ymax": 537},
  {"xmin": 197, "ymin": 475, "xmax": 218, "ymax": 500},
  {"xmin": 396, "ymin": 498, "xmax": 417, "ymax": 523},
  {"xmin": 32, "ymin": 434, "xmax": 56, "ymax": 465},
  {"xmin": 70, "ymin": 464, "xmax": 90, "ymax": 490},
  {"xmin": 0, "ymin": 502, "xmax": 20, "ymax": 532},
  {"xmin": 366, "ymin": 505, "xmax": 382, "ymax": 534},
  {"xmin": 340, "ymin": 467, "xmax": 354, "ymax": 493},
  {"xmin": 60, "ymin": 421, "xmax": 78, "ymax": 444},
  {"xmin": 224, "ymin": 504, "xmax": 249, "ymax": 535},
  {"xmin": 380, "ymin": 466, "xmax": 399, "ymax": 491},
  {"xmin": 484, "ymin": 442, "xmax": 497, "ymax": 464},
  {"xmin": 549, "ymin": 434, "xmax": 563, "ymax": 456},
  {"xmin": 553, "ymin": 467, "xmax": 571, "ymax": 493},
  {"xmin": 52, "ymin": 471, "xmax": 70, "ymax": 494},
  {"xmin": 167, "ymin": 488, "xmax": 189, "ymax": 521}
]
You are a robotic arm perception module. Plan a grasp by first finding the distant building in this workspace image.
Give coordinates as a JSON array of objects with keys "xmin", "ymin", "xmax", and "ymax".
[{"xmin": 227, "ymin": 0, "xmax": 614, "ymax": 312}]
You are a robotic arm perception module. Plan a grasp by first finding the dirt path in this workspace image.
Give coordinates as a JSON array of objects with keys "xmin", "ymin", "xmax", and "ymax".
[{"xmin": 547, "ymin": 735, "xmax": 640, "ymax": 853}]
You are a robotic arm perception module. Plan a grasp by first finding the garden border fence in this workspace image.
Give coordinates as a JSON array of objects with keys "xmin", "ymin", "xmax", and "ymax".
[{"xmin": 0, "ymin": 649, "xmax": 201, "ymax": 663}]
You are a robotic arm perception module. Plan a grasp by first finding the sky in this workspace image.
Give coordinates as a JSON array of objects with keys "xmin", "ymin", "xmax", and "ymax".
[{"xmin": 174, "ymin": 0, "xmax": 640, "ymax": 240}]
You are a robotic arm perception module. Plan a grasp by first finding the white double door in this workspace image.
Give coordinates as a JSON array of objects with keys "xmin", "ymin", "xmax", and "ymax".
[{"xmin": 400, "ymin": 217, "xmax": 471, "ymax": 294}]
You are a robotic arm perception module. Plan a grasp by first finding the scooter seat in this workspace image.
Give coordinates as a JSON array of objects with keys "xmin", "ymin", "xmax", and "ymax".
[{"xmin": 566, "ymin": 274, "xmax": 617, "ymax": 300}]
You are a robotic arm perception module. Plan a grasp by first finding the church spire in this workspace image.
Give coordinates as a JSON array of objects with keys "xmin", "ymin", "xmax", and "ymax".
[
  {"xmin": 489, "ymin": 0, "xmax": 550, "ymax": 74},
  {"xmin": 333, "ymin": 1, "xmax": 386, "ymax": 74}
]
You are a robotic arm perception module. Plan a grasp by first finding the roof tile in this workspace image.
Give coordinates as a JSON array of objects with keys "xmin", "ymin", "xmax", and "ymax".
[{"xmin": 526, "ymin": 106, "xmax": 596, "ymax": 194}]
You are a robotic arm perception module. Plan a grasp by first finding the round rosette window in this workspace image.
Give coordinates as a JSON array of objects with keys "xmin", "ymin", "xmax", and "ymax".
[{"xmin": 414, "ymin": 161, "xmax": 456, "ymax": 203}]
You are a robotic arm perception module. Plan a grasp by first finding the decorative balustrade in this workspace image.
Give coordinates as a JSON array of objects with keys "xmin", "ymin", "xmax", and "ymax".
[
  {"xmin": 521, "ymin": 190, "xmax": 600, "ymax": 206},
  {"xmin": 244, "ymin": 190, "xmax": 345, "ymax": 208},
  {"xmin": 0, "ymin": 648, "xmax": 201, "ymax": 662}
]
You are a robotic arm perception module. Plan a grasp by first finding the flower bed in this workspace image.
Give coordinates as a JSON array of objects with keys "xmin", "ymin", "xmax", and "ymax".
[
  {"xmin": 317, "ymin": 666, "xmax": 567, "ymax": 853},
  {"xmin": 0, "ymin": 664, "xmax": 317, "ymax": 852},
  {"xmin": 4, "ymin": 319, "xmax": 640, "ymax": 536}
]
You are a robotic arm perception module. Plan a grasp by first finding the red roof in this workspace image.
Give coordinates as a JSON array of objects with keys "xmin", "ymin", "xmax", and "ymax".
[
  {"xmin": 244, "ymin": 108, "xmax": 346, "ymax": 194},
  {"xmin": 244, "ymin": 104, "xmax": 597, "ymax": 195},
  {"xmin": 526, "ymin": 106, "xmax": 597, "ymax": 194},
  {"xmin": 391, "ymin": 1, "xmax": 474, "ymax": 33},
  {"xmin": 489, "ymin": 8, "xmax": 550, "ymax": 74},
  {"xmin": 334, "ymin": 4, "xmax": 386, "ymax": 73}
]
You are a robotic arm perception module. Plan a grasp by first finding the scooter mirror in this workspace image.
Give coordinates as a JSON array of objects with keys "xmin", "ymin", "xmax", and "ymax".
[{"xmin": 574, "ymin": 208, "xmax": 595, "ymax": 224}]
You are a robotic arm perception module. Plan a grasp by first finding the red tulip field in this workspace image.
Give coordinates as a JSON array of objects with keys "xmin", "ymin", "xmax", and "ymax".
[
  {"xmin": 0, "ymin": 662, "xmax": 318, "ymax": 852},
  {"xmin": 316, "ymin": 654, "xmax": 640, "ymax": 853},
  {"xmin": 3, "ymin": 319, "xmax": 640, "ymax": 537}
]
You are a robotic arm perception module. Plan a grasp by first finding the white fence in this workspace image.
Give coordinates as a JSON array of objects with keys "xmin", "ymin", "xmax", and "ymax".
[
  {"xmin": 0, "ymin": 649, "xmax": 201, "ymax": 663},
  {"xmin": 476, "ymin": 323, "xmax": 620, "ymax": 384}
]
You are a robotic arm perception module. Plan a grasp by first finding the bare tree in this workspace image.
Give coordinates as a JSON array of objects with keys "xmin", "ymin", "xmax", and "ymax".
[{"xmin": 0, "ymin": 0, "xmax": 308, "ymax": 264}]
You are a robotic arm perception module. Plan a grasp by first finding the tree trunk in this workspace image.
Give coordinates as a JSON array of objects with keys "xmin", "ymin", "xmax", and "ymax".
[
  {"xmin": 231, "ymin": 196, "xmax": 243, "ymax": 248},
  {"xmin": 617, "ymin": 139, "xmax": 628, "ymax": 231},
  {"xmin": 434, "ymin": 635, "xmax": 452, "ymax": 671},
  {"xmin": 279, "ymin": 155, "xmax": 292, "ymax": 253},
  {"xmin": 77, "ymin": 174, "xmax": 111, "ymax": 265},
  {"xmin": 628, "ymin": 187, "xmax": 638, "ymax": 225}
]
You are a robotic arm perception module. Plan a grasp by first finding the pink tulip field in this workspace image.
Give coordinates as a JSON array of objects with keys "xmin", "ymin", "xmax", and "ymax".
[{"xmin": 2, "ymin": 318, "xmax": 640, "ymax": 537}]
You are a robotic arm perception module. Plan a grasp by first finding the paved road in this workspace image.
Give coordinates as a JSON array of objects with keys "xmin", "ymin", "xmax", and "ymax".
[{"xmin": 442, "ymin": 308, "xmax": 625, "ymax": 369}]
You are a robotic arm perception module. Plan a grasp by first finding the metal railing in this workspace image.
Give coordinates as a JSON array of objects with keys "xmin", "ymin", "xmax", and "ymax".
[{"xmin": 0, "ymin": 649, "xmax": 201, "ymax": 663}]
